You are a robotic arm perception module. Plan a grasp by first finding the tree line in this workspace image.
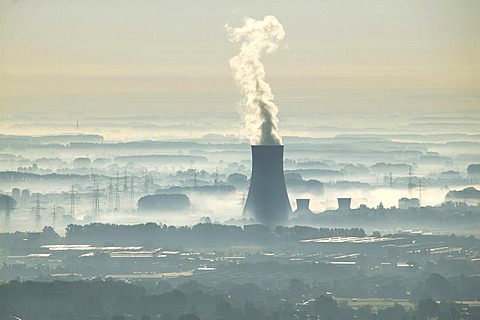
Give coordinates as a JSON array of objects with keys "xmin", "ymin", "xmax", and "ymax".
[
  {"xmin": 63, "ymin": 223, "xmax": 366, "ymax": 247},
  {"xmin": 0, "ymin": 279, "xmax": 474, "ymax": 320}
]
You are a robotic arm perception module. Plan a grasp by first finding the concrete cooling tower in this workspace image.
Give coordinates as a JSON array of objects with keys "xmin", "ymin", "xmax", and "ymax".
[
  {"xmin": 337, "ymin": 198, "xmax": 352, "ymax": 211},
  {"xmin": 243, "ymin": 145, "xmax": 292, "ymax": 227}
]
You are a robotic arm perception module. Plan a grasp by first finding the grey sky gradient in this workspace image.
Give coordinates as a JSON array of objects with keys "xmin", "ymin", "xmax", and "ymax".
[{"xmin": 1, "ymin": 0, "xmax": 479, "ymax": 116}]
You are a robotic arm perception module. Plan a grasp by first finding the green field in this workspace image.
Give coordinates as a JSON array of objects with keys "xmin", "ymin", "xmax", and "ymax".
[
  {"xmin": 334, "ymin": 297, "xmax": 415, "ymax": 312},
  {"xmin": 335, "ymin": 298, "xmax": 480, "ymax": 312}
]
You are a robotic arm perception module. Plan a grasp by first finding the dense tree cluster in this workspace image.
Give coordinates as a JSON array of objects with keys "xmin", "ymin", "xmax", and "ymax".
[
  {"xmin": 0, "ymin": 279, "xmax": 475, "ymax": 320},
  {"xmin": 0, "ymin": 171, "xmax": 90, "ymax": 181},
  {"xmin": 467, "ymin": 164, "xmax": 480, "ymax": 179},
  {"xmin": 63, "ymin": 223, "xmax": 366, "ymax": 247},
  {"xmin": 275, "ymin": 225, "xmax": 366, "ymax": 240},
  {"xmin": 0, "ymin": 194, "xmax": 16, "ymax": 212},
  {"xmin": 138, "ymin": 194, "xmax": 191, "ymax": 212},
  {"xmin": 445, "ymin": 187, "xmax": 480, "ymax": 202}
]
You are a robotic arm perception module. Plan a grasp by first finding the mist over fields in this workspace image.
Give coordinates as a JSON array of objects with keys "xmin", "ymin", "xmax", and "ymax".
[
  {"xmin": 1, "ymin": 1, "xmax": 480, "ymax": 319},
  {"xmin": 1, "ymin": 108, "xmax": 479, "ymax": 235}
]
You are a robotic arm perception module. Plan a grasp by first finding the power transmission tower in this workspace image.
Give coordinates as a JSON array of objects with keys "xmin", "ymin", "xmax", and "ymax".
[
  {"xmin": 214, "ymin": 168, "xmax": 219, "ymax": 186},
  {"xmin": 32, "ymin": 193, "xmax": 45, "ymax": 230},
  {"xmin": 69, "ymin": 185, "xmax": 76, "ymax": 218},
  {"xmin": 239, "ymin": 192, "xmax": 246, "ymax": 208},
  {"xmin": 193, "ymin": 167, "xmax": 197, "ymax": 188},
  {"xmin": 108, "ymin": 177, "xmax": 113, "ymax": 210},
  {"xmin": 35, "ymin": 193, "xmax": 41, "ymax": 229},
  {"xmin": 143, "ymin": 170, "xmax": 150, "ymax": 194},
  {"xmin": 408, "ymin": 166, "xmax": 413, "ymax": 198},
  {"xmin": 52, "ymin": 203, "xmax": 56, "ymax": 228},
  {"xmin": 418, "ymin": 179, "xmax": 426, "ymax": 206},
  {"xmin": 3, "ymin": 195, "xmax": 14, "ymax": 230},
  {"xmin": 123, "ymin": 170, "xmax": 129, "ymax": 195},
  {"xmin": 130, "ymin": 174, "xmax": 135, "ymax": 209},
  {"xmin": 115, "ymin": 172, "xmax": 120, "ymax": 211},
  {"xmin": 92, "ymin": 176, "xmax": 101, "ymax": 219}
]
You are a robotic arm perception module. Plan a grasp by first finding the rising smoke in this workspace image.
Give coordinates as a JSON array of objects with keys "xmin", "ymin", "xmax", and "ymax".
[{"xmin": 227, "ymin": 16, "xmax": 285, "ymax": 145}]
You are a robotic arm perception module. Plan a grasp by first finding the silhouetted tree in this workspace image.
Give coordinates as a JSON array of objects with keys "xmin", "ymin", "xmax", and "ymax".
[
  {"xmin": 177, "ymin": 315, "xmax": 200, "ymax": 320},
  {"xmin": 425, "ymin": 273, "xmax": 458, "ymax": 300},
  {"xmin": 215, "ymin": 301, "xmax": 236, "ymax": 319},
  {"xmin": 416, "ymin": 299, "xmax": 440, "ymax": 320},
  {"xmin": 177, "ymin": 280, "xmax": 206, "ymax": 294},
  {"xmin": 309, "ymin": 295, "xmax": 339, "ymax": 318},
  {"xmin": 467, "ymin": 164, "xmax": 480, "ymax": 179}
]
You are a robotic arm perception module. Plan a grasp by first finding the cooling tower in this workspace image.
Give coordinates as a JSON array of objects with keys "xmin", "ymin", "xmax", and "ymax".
[
  {"xmin": 243, "ymin": 145, "xmax": 292, "ymax": 227},
  {"xmin": 294, "ymin": 199, "xmax": 313, "ymax": 215},
  {"xmin": 337, "ymin": 198, "xmax": 352, "ymax": 211}
]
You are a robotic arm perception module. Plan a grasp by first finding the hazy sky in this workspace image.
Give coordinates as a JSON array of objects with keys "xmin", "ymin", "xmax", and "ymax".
[{"xmin": 1, "ymin": 0, "xmax": 479, "ymax": 117}]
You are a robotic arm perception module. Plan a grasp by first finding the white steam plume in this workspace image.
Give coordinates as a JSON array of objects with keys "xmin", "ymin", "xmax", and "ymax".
[{"xmin": 227, "ymin": 16, "xmax": 285, "ymax": 145}]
